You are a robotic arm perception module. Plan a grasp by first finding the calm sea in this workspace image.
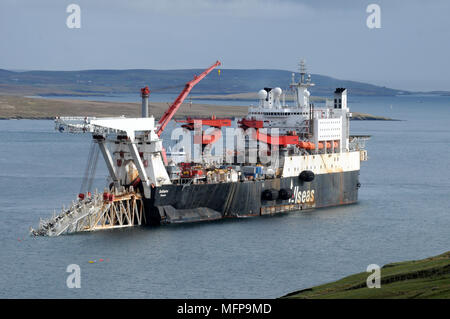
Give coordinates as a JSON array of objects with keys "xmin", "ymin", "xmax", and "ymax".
[{"xmin": 0, "ymin": 95, "xmax": 449, "ymax": 298}]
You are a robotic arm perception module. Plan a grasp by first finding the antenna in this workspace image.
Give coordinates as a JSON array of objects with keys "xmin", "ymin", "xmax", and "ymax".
[
  {"xmin": 299, "ymin": 59, "xmax": 307, "ymax": 73},
  {"xmin": 295, "ymin": 59, "xmax": 315, "ymax": 88},
  {"xmin": 299, "ymin": 59, "xmax": 307, "ymax": 83}
]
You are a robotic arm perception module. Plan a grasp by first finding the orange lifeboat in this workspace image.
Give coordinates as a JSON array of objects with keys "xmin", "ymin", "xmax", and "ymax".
[
  {"xmin": 298, "ymin": 141, "xmax": 316, "ymax": 150},
  {"xmin": 254, "ymin": 130, "xmax": 299, "ymax": 146}
]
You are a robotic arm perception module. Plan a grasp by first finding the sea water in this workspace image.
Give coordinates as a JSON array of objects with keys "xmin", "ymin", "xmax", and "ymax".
[{"xmin": 0, "ymin": 95, "xmax": 449, "ymax": 298}]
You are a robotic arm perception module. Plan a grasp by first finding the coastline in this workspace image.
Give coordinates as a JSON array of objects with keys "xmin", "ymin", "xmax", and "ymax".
[
  {"xmin": 0, "ymin": 95, "xmax": 395, "ymax": 121},
  {"xmin": 282, "ymin": 251, "xmax": 450, "ymax": 299}
]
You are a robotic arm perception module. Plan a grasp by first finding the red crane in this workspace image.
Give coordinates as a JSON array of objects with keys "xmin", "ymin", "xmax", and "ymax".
[{"xmin": 156, "ymin": 60, "xmax": 222, "ymax": 137}]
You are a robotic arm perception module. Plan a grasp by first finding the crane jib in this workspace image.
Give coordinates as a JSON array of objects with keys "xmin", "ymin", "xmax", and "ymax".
[{"xmin": 156, "ymin": 60, "xmax": 221, "ymax": 137}]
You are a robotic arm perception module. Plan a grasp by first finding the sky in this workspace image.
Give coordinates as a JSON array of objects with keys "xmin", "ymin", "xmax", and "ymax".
[{"xmin": 0, "ymin": 0, "xmax": 449, "ymax": 91}]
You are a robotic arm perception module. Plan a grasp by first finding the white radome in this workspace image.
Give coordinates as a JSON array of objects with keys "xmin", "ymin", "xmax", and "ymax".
[
  {"xmin": 273, "ymin": 87, "xmax": 282, "ymax": 97},
  {"xmin": 257, "ymin": 89, "xmax": 268, "ymax": 100}
]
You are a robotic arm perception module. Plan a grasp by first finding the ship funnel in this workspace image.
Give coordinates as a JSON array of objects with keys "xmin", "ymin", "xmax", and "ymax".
[
  {"xmin": 334, "ymin": 88, "xmax": 347, "ymax": 109},
  {"xmin": 141, "ymin": 86, "xmax": 150, "ymax": 117}
]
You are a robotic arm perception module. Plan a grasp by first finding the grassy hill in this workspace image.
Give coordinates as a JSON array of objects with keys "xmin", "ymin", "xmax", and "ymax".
[
  {"xmin": 0, "ymin": 68, "xmax": 408, "ymax": 97},
  {"xmin": 283, "ymin": 251, "xmax": 450, "ymax": 299}
]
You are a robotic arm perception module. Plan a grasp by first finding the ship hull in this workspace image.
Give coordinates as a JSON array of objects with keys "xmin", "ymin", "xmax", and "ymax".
[{"xmin": 143, "ymin": 170, "xmax": 360, "ymax": 225}]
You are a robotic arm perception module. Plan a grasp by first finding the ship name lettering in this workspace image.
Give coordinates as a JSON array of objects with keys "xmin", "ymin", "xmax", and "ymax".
[{"xmin": 291, "ymin": 187, "xmax": 315, "ymax": 204}]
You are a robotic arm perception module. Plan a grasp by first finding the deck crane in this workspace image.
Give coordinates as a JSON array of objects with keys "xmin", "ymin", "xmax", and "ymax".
[{"xmin": 155, "ymin": 60, "xmax": 221, "ymax": 137}]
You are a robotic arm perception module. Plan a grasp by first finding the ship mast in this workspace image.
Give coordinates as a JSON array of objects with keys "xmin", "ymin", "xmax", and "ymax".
[{"xmin": 290, "ymin": 59, "xmax": 315, "ymax": 109}]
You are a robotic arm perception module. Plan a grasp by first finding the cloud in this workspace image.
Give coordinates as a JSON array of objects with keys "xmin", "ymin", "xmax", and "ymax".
[{"xmin": 1, "ymin": 0, "xmax": 450, "ymax": 90}]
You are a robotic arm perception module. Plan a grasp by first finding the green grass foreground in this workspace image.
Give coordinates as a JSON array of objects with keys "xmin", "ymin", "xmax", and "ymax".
[{"xmin": 283, "ymin": 251, "xmax": 450, "ymax": 299}]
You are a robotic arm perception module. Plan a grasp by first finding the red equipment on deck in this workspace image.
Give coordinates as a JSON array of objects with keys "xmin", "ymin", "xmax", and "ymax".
[
  {"xmin": 253, "ymin": 130, "xmax": 299, "ymax": 147},
  {"xmin": 238, "ymin": 118, "xmax": 264, "ymax": 129},
  {"xmin": 176, "ymin": 116, "xmax": 231, "ymax": 130},
  {"xmin": 177, "ymin": 115, "xmax": 231, "ymax": 146}
]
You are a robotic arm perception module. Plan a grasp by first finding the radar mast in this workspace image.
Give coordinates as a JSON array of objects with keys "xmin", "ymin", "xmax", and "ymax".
[{"xmin": 290, "ymin": 59, "xmax": 314, "ymax": 108}]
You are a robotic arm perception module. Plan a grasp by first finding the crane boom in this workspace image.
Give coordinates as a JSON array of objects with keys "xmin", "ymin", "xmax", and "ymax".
[{"xmin": 156, "ymin": 60, "xmax": 221, "ymax": 136}]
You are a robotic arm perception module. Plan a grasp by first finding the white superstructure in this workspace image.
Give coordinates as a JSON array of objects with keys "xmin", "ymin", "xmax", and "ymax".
[
  {"xmin": 55, "ymin": 115, "xmax": 171, "ymax": 198},
  {"xmin": 239, "ymin": 60, "xmax": 368, "ymax": 178}
]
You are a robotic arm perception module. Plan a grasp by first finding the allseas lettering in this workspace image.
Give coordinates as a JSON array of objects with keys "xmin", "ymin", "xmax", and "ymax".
[{"xmin": 289, "ymin": 187, "xmax": 315, "ymax": 204}]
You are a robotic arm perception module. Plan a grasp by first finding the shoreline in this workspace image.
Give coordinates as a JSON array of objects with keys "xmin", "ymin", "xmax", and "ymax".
[
  {"xmin": 282, "ymin": 251, "xmax": 450, "ymax": 299},
  {"xmin": 0, "ymin": 95, "xmax": 396, "ymax": 121}
]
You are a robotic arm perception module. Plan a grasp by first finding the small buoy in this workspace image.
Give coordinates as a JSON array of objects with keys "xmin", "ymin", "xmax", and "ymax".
[
  {"xmin": 88, "ymin": 260, "xmax": 95, "ymax": 264},
  {"xmin": 99, "ymin": 258, "xmax": 104, "ymax": 262}
]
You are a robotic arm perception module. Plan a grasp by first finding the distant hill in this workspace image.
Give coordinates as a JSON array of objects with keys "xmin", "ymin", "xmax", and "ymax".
[{"xmin": 0, "ymin": 68, "xmax": 410, "ymax": 96}]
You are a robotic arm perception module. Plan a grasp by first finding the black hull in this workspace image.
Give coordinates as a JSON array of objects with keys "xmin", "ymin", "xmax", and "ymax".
[{"xmin": 143, "ymin": 170, "xmax": 360, "ymax": 225}]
